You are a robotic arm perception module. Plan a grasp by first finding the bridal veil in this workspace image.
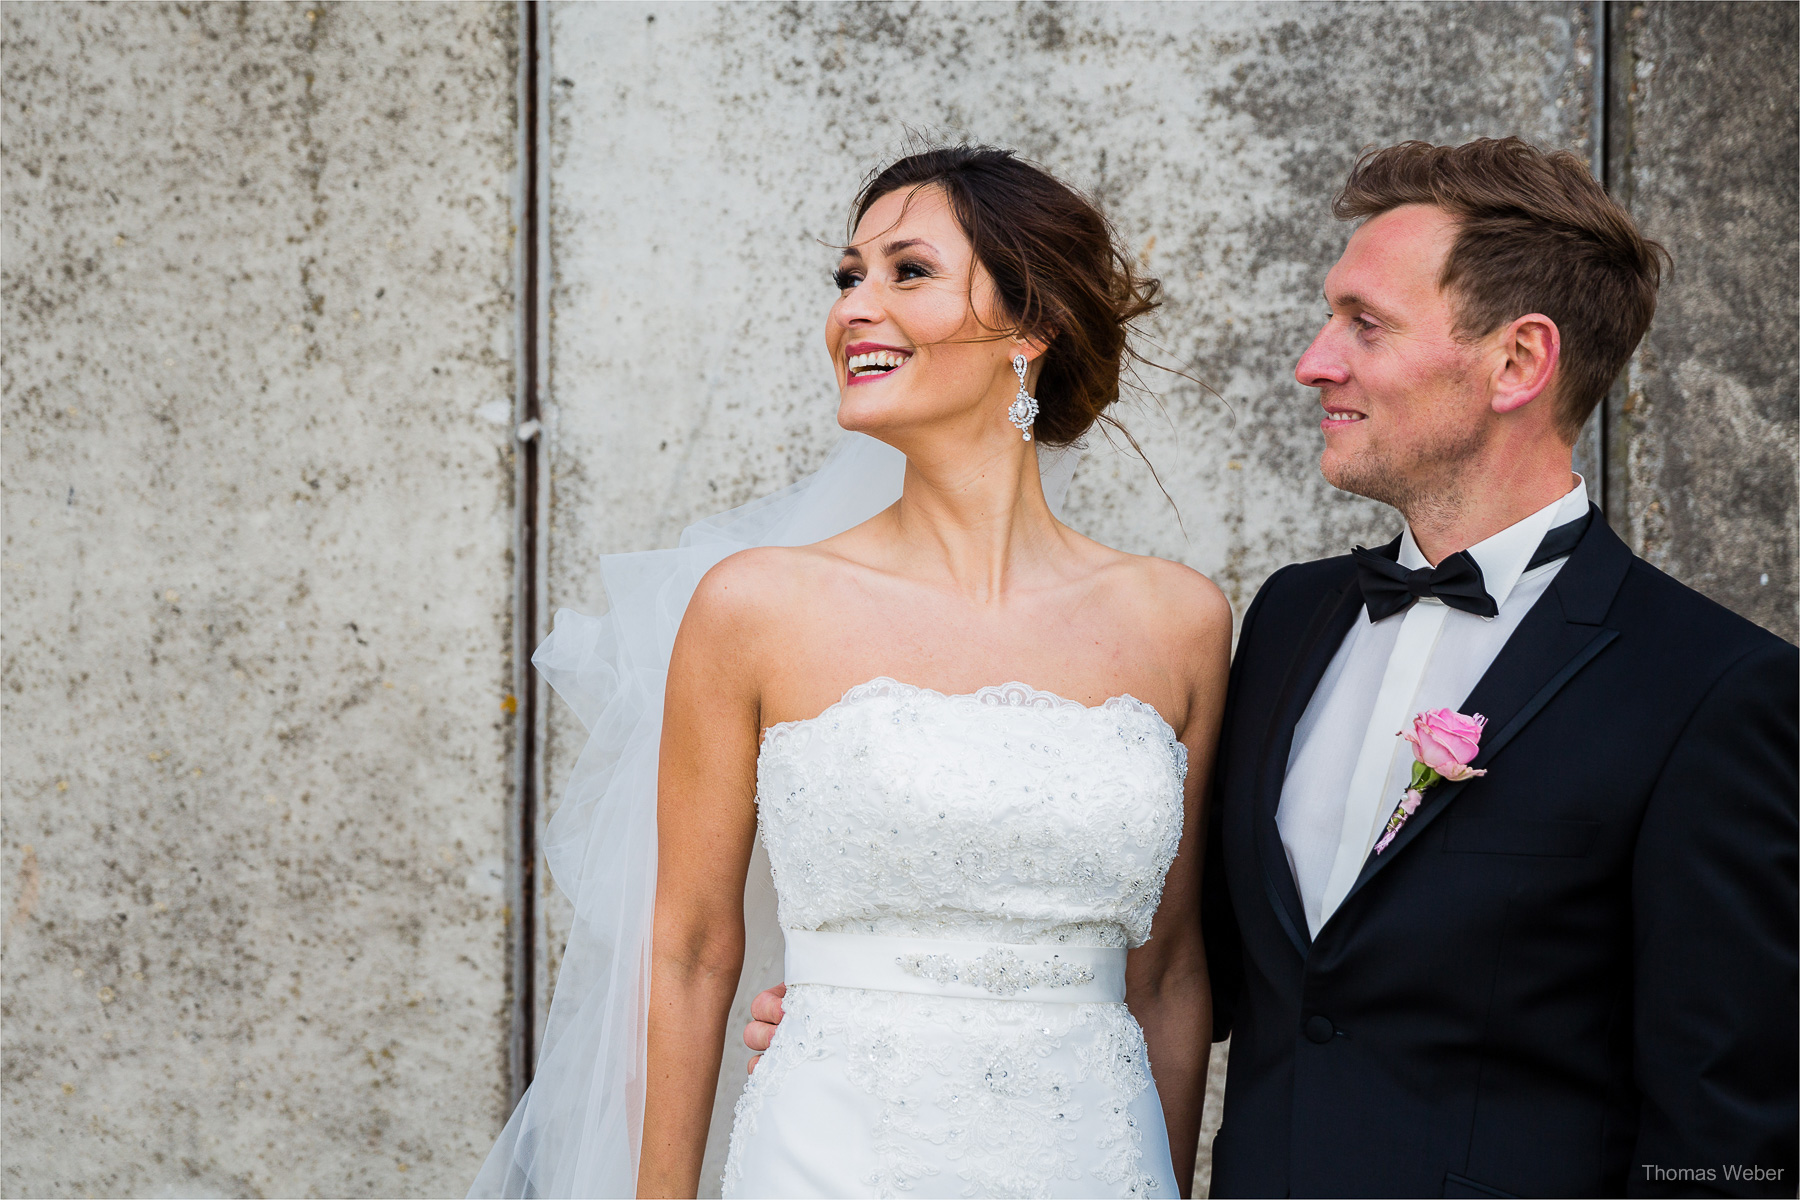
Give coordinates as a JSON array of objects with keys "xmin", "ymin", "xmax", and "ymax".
[{"xmin": 471, "ymin": 432, "xmax": 1081, "ymax": 1198}]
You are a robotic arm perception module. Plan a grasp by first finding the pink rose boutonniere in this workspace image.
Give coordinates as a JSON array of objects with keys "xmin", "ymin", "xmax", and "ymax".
[{"xmin": 1373, "ymin": 708, "xmax": 1488, "ymax": 854}]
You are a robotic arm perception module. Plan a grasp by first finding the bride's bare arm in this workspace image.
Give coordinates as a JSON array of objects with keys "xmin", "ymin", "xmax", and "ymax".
[
  {"xmin": 1126, "ymin": 567, "xmax": 1231, "ymax": 1200},
  {"xmin": 638, "ymin": 556, "xmax": 769, "ymax": 1198}
]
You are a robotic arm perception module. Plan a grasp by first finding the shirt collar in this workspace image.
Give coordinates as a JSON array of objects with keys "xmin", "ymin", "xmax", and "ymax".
[{"xmin": 1398, "ymin": 475, "xmax": 1589, "ymax": 610}]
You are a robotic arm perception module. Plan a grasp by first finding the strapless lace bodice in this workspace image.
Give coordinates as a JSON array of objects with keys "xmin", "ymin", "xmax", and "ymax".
[
  {"xmin": 725, "ymin": 679, "xmax": 1188, "ymax": 1199},
  {"xmin": 756, "ymin": 678, "xmax": 1188, "ymax": 947}
]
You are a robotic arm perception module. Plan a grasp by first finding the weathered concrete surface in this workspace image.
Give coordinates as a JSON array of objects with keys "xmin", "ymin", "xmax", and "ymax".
[
  {"xmin": 2, "ymin": 4, "xmax": 519, "ymax": 1195},
  {"xmin": 539, "ymin": 4, "xmax": 1592, "ymax": 1192},
  {"xmin": 1606, "ymin": 2, "xmax": 1798, "ymax": 640}
]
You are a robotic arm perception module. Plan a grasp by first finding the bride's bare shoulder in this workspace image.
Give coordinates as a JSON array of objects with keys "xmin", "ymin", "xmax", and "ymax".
[
  {"xmin": 680, "ymin": 543, "xmax": 848, "ymax": 636},
  {"xmin": 1089, "ymin": 542, "xmax": 1233, "ymax": 646}
]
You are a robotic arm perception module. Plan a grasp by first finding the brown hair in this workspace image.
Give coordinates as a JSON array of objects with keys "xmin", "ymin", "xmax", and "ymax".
[
  {"xmin": 851, "ymin": 145, "xmax": 1161, "ymax": 448},
  {"xmin": 1334, "ymin": 137, "xmax": 1669, "ymax": 439}
]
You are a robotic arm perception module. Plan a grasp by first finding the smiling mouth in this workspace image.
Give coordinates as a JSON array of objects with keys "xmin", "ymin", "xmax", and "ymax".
[
  {"xmin": 846, "ymin": 349, "xmax": 910, "ymax": 381},
  {"xmin": 1322, "ymin": 410, "xmax": 1366, "ymax": 424}
]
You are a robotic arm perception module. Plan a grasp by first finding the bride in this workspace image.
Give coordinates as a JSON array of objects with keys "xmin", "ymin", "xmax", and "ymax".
[{"xmin": 473, "ymin": 145, "xmax": 1230, "ymax": 1200}]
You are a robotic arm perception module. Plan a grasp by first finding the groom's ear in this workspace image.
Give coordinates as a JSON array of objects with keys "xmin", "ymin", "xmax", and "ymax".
[{"xmin": 1488, "ymin": 312, "xmax": 1562, "ymax": 420}]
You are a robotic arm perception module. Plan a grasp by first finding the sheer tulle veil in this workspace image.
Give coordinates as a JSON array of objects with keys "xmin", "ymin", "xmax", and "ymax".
[{"xmin": 470, "ymin": 432, "xmax": 1083, "ymax": 1198}]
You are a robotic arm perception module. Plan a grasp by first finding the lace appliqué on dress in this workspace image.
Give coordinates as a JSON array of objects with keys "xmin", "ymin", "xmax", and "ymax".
[
  {"xmin": 725, "ymin": 678, "xmax": 1185, "ymax": 1198},
  {"xmin": 756, "ymin": 678, "xmax": 1186, "ymax": 949},
  {"xmin": 745, "ymin": 985, "xmax": 1161, "ymax": 1199},
  {"xmin": 722, "ymin": 993, "xmax": 832, "ymax": 1198},
  {"xmin": 1077, "ymin": 1017, "xmax": 1164, "ymax": 1196}
]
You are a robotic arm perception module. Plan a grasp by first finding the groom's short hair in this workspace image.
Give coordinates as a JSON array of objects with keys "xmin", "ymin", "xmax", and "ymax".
[{"xmin": 1334, "ymin": 137, "xmax": 1669, "ymax": 440}]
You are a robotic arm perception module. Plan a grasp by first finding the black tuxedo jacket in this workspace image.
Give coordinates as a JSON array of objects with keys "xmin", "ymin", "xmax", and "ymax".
[{"xmin": 1203, "ymin": 510, "xmax": 1798, "ymax": 1198}]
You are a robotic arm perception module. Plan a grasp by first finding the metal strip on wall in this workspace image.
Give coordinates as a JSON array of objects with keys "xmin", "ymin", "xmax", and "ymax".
[{"xmin": 507, "ymin": 0, "xmax": 548, "ymax": 1105}]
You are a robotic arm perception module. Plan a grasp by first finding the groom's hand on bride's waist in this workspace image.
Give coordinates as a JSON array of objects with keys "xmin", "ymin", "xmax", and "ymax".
[{"xmin": 744, "ymin": 984, "xmax": 786, "ymax": 1073}]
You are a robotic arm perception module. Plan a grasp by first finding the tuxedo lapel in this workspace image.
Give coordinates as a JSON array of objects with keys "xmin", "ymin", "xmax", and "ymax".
[
  {"xmin": 1254, "ymin": 558, "xmax": 1371, "ymax": 954},
  {"xmin": 1335, "ymin": 507, "xmax": 1632, "ymax": 909}
]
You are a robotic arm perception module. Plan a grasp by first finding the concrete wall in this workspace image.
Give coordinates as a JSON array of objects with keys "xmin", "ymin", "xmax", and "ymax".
[
  {"xmin": 4, "ymin": 2, "xmax": 1793, "ymax": 1197},
  {"xmin": 538, "ymin": 3, "xmax": 1597, "ymax": 1192},
  {"xmin": 1606, "ymin": 1, "xmax": 1798, "ymax": 640},
  {"xmin": 2, "ymin": 3, "xmax": 520, "ymax": 1195}
]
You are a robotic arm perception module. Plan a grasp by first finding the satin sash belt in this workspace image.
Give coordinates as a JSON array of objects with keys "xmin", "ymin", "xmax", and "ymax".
[{"xmin": 783, "ymin": 929, "xmax": 1127, "ymax": 1003}]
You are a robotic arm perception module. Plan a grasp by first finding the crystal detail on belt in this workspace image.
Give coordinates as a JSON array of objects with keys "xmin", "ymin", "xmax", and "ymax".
[{"xmin": 896, "ymin": 945, "xmax": 1096, "ymax": 996}]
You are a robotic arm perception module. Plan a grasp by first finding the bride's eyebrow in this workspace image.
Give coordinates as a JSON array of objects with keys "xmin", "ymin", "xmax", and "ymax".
[
  {"xmin": 883, "ymin": 238, "xmax": 937, "ymax": 259},
  {"xmin": 841, "ymin": 239, "xmax": 939, "ymax": 262}
]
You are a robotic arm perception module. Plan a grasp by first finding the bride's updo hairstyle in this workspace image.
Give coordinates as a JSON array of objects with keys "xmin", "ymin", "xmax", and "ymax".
[{"xmin": 851, "ymin": 145, "xmax": 1161, "ymax": 448}]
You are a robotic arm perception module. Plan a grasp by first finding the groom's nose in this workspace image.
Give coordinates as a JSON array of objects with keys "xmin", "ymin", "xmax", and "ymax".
[{"xmin": 1295, "ymin": 326, "xmax": 1349, "ymax": 389}]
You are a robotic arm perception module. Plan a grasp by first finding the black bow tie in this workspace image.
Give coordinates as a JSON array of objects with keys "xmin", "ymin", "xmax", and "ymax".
[{"xmin": 1353, "ymin": 511, "xmax": 1592, "ymax": 622}]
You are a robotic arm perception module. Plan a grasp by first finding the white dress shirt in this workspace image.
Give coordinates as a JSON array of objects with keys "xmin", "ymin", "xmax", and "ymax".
[{"xmin": 1277, "ymin": 477, "xmax": 1592, "ymax": 937}]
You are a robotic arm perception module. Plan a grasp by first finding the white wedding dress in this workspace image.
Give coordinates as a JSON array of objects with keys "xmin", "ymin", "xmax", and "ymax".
[
  {"xmin": 721, "ymin": 677, "xmax": 1187, "ymax": 1199},
  {"xmin": 467, "ymin": 434, "xmax": 1164, "ymax": 1200}
]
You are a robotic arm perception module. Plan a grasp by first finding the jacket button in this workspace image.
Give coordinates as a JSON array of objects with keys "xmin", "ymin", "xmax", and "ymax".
[{"xmin": 1303, "ymin": 1015, "xmax": 1335, "ymax": 1044}]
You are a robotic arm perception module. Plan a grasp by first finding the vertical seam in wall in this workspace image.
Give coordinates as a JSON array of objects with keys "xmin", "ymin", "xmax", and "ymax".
[
  {"xmin": 1590, "ymin": 0, "xmax": 1609, "ymax": 513},
  {"xmin": 1601, "ymin": 0, "xmax": 1636, "ymax": 527},
  {"xmin": 509, "ymin": 0, "xmax": 544, "ymax": 1107}
]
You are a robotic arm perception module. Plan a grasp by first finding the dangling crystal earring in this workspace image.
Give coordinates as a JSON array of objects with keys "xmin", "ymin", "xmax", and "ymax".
[{"xmin": 1008, "ymin": 354, "xmax": 1039, "ymax": 442}]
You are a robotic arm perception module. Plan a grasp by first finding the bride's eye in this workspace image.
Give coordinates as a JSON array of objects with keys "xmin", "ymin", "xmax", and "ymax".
[
  {"xmin": 895, "ymin": 259, "xmax": 934, "ymax": 283},
  {"xmin": 832, "ymin": 267, "xmax": 862, "ymax": 290}
]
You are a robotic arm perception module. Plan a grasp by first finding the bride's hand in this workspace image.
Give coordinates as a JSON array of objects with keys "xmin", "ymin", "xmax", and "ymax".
[{"xmin": 743, "ymin": 984, "xmax": 787, "ymax": 1073}]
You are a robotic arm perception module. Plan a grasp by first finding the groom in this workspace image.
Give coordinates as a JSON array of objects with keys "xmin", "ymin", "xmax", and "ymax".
[
  {"xmin": 1203, "ymin": 138, "xmax": 1796, "ymax": 1198},
  {"xmin": 746, "ymin": 137, "xmax": 1798, "ymax": 1197}
]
